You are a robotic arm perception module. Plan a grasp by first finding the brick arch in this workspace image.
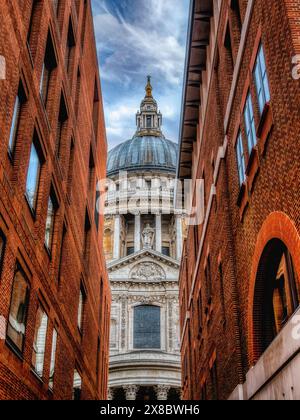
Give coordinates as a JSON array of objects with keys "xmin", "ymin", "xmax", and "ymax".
[{"xmin": 248, "ymin": 212, "xmax": 300, "ymax": 365}]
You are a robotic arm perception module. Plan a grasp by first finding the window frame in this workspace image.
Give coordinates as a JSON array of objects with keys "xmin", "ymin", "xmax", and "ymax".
[
  {"xmin": 77, "ymin": 285, "xmax": 86, "ymax": 333},
  {"xmin": 244, "ymin": 93, "xmax": 257, "ymax": 152},
  {"xmin": 6, "ymin": 264, "xmax": 30, "ymax": 355},
  {"xmin": 49, "ymin": 328, "xmax": 58, "ymax": 390},
  {"xmin": 44, "ymin": 189, "xmax": 59, "ymax": 254},
  {"xmin": 254, "ymin": 44, "xmax": 271, "ymax": 115},
  {"xmin": 236, "ymin": 131, "xmax": 246, "ymax": 186},
  {"xmin": 25, "ymin": 137, "xmax": 43, "ymax": 214},
  {"xmin": 133, "ymin": 305, "xmax": 161, "ymax": 350},
  {"xmin": 32, "ymin": 305, "xmax": 49, "ymax": 378}
]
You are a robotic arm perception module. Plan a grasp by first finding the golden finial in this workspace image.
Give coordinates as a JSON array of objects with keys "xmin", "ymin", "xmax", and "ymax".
[{"xmin": 145, "ymin": 75, "xmax": 153, "ymax": 98}]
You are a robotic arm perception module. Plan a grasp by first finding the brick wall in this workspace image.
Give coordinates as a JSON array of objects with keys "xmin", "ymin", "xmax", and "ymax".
[
  {"xmin": 179, "ymin": 0, "xmax": 300, "ymax": 400},
  {"xmin": 0, "ymin": 0, "xmax": 111, "ymax": 400}
]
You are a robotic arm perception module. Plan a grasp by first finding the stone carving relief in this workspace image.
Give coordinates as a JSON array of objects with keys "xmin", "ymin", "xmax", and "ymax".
[
  {"xmin": 130, "ymin": 262, "xmax": 166, "ymax": 282},
  {"xmin": 128, "ymin": 295, "xmax": 166, "ymax": 305}
]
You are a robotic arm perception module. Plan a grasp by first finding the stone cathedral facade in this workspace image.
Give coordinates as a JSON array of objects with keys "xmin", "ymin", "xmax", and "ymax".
[{"xmin": 104, "ymin": 78, "xmax": 182, "ymax": 401}]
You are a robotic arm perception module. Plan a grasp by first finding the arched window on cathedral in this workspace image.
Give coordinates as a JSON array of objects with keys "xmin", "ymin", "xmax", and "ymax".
[
  {"xmin": 134, "ymin": 305, "xmax": 161, "ymax": 349},
  {"xmin": 253, "ymin": 239, "xmax": 299, "ymax": 358}
]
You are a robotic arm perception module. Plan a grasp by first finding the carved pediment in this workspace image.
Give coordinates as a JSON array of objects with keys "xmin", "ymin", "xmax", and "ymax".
[{"xmin": 130, "ymin": 262, "xmax": 166, "ymax": 282}]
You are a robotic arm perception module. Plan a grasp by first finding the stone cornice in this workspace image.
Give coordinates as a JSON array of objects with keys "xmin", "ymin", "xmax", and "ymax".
[{"xmin": 107, "ymin": 249, "xmax": 180, "ymax": 272}]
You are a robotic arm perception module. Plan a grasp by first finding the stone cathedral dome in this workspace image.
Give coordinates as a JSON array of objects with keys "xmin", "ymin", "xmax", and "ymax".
[{"xmin": 107, "ymin": 77, "xmax": 178, "ymax": 176}]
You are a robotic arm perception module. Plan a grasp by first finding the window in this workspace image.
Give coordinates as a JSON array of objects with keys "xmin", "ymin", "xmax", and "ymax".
[
  {"xmin": 0, "ymin": 230, "xmax": 6, "ymax": 275},
  {"xmin": 134, "ymin": 305, "xmax": 161, "ymax": 349},
  {"xmin": 56, "ymin": 94, "xmax": 68, "ymax": 157},
  {"xmin": 25, "ymin": 137, "xmax": 42, "ymax": 212},
  {"xmin": 146, "ymin": 116, "xmax": 152, "ymax": 128},
  {"xmin": 8, "ymin": 83, "xmax": 26, "ymax": 156},
  {"xmin": 65, "ymin": 18, "xmax": 75, "ymax": 73},
  {"xmin": 253, "ymin": 239, "xmax": 300, "ymax": 357},
  {"xmin": 244, "ymin": 94, "xmax": 257, "ymax": 152},
  {"xmin": 45, "ymin": 190, "xmax": 58, "ymax": 252},
  {"xmin": 272, "ymin": 251, "xmax": 298, "ymax": 335},
  {"xmin": 32, "ymin": 306, "xmax": 48, "ymax": 377},
  {"xmin": 7, "ymin": 266, "xmax": 30, "ymax": 353},
  {"xmin": 162, "ymin": 247, "xmax": 170, "ymax": 257},
  {"xmin": 40, "ymin": 33, "xmax": 57, "ymax": 107},
  {"xmin": 254, "ymin": 44, "xmax": 271, "ymax": 114},
  {"xmin": 49, "ymin": 329, "xmax": 58, "ymax": 390},
  {"xmin": 236, "ymin": 131, "xmax": 246, "ymax": 185},
  {"xmin": 77, "ymin": 286, "xmax": 86, "ymax": 332},
  {"xmin": 127, "ymin": 247, "xmax": 134, "ymax": 256},
  {"xmin": 73, "ymin": 370, "xmax": 82, "ymax": 400}
]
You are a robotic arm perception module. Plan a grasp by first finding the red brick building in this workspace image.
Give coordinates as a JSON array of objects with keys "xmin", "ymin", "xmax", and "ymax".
[
  {"xmin": 178, "ymin": 0, "xmax": 300, "ymax": 400},
  {"xmin": 0, "ymin": 0, "xmax": 110, "ymax": 400}
]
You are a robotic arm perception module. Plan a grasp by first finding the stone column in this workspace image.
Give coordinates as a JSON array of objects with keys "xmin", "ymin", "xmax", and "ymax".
[
  {"xmin": 155, "ymin": 385, "xmax": 171, "ymax": 400},
  {"xmin": 124, "ymin": 385, "xmax": 139, "ymax": 401},
  {"xmin": 156, "ymin": 214, "xmax": 162, "ymax": 253},
  {"xmin": 176, "ymin": 215, "xmax": 183, "ymax": 260},
  {"xmin": 107, "ymin": 388, "xmax": 114, "ymax": 400},
  {"xmin": 113, "ymin": 215, "xmax": 121, "ymax": 260},
  {"xmin": 134, "ymin": 214, "xmax": 141, "ymax": 253}
]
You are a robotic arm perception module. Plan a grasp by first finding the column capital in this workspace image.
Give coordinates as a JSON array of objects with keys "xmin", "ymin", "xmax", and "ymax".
[
  {"xmin": 123, "ymin": 385, "xmax": 139, "ymax": 400},
  {"xmin": 155, "ymin": 385, "xmax": 171, "ymax": 400}
]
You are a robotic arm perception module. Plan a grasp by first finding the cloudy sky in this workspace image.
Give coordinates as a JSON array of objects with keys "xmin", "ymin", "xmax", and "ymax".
[{"xmin": 91, "ymin": 0, "xmax": 190, "ymax": 150}]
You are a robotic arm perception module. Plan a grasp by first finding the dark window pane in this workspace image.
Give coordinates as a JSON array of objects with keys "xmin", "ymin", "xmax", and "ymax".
[
  {"xmin": 162, "ymin": 247, "xmax": 170, "ymax": 257},
  {"xmin": 127, "ymin": 247, "xmax": 134, "ymax": 256},
  {"xmin": 134, "ymin": 305, "xmax": 161, "ymax": 349}
]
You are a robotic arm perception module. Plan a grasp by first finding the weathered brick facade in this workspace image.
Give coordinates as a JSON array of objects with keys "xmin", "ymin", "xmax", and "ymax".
[
  {"xmin": 178, "ymin": 0, "xmax": 300, "ymax": 400},
  {"xmin": 0, "ymin": 0, "xmax": 110, "ymax": 400}
]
